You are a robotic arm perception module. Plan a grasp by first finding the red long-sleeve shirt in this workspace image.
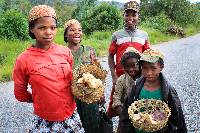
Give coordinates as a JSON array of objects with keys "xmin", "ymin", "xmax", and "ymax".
[{"xmin": 13, "ymin": 44, "xmax": 76, "ymax": 121}]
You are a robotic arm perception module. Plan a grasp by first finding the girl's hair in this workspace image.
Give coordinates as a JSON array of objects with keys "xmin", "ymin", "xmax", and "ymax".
[
  {"xmin": 29, "ymin": 20, "xmax": 36, "ymax": 39},
  {"xmin": 63, "ymin": 28, "xmax": 68, "ymax": 43},
  {"xmin": 28, "ymin": 18, "xmax": 57, "ymax": 39},
  {"xmin": 120, "ymin": 51, "xmax": 141, "ymax": 66}
]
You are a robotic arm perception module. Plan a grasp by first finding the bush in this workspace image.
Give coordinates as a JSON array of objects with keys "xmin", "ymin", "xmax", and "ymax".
[
  {"xmin": 140, "ymin": 0, "xmax": 198, "ymax": 26},
  {"xmin": 140, "ymin": 13, "xmax": 171, "ymax": 32},
  {"xmin": 0, "ymin": 9, "xmax": 29, "ymax": 40},
  {"xmin": 81, "ymin": 2, "xmax": 123, "ymax": 34},
  {"xmin": 71, "ymin": 0, "xmax": 97, "ymax": 22}
]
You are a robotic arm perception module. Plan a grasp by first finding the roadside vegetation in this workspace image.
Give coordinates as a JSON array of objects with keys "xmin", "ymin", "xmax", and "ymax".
[{"xmin": 0, "ymin": 0, "xmax": 200, "ymax": 81}]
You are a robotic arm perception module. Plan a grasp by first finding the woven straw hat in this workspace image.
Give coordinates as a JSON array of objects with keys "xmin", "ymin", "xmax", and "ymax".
[{"xmin": 29, "ymin": 5, "xmax": 56, "ymax": 22}]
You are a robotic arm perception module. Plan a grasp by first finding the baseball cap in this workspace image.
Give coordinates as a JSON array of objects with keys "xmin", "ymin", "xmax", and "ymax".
[
  {"xmin": 140, "ymin": 48, "xmax": 164, "ymax": 63},
  {"xmin": 123, "ymin": 1, "xmax": 140, "ymax": 13}
]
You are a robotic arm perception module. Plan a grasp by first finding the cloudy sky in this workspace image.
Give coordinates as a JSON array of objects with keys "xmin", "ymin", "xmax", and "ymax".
[{"xmin": 99, "ymin": 0, "xmax": 200, "ymax": 3}]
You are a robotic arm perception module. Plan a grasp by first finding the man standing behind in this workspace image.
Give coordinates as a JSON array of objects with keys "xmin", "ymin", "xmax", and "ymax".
[{"xmin": 107, "ymin": 1, "xmax": 150, "ymax": 118}]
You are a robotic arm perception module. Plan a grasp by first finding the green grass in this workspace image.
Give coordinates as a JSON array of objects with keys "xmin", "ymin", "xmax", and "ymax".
[
  {"xmin": 184, "ymin": 24, "xmax": 200, "ymax": 36},
  {"xmin": 142, "ymin": 27, "xmax": 179, "ymax": 44},
  {"xmin": 0, "ymin": 40, "xmax": 30, "ymax": 81},
  {"xmin": 0, "ymin": 26, "xmax": 199, "ymax": 82},
  {"xmin": 82, "ymin": 31, "xmax": 112, "ymax": 56}
]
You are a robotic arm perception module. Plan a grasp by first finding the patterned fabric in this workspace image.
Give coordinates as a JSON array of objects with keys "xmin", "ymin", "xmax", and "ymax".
[
  {"xmin": 112, "ymin": 73, "xmax": 135, "ymax": 108},
  {"xmin": 29, "ymin": 5, "xmax": 57, "ymax": 22},
  {"xmin": 140, "ymin": 48, "xmax": 164, "ymax": 63},
  {"xmin": 64, "ymin": 19, "xmax": 80, "ymax": 30},
  {"xmin": 29, "ymin": 110, "xmax": 85, "ymax": 133},
  {"xmin": 124, "ymin": 1, "xmax": 140, "ymax": 12}
]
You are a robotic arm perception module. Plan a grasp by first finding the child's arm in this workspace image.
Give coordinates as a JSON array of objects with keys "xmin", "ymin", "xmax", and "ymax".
[
  {"xmin": 167, "ymin": 87, "xmax": 187, "ymax": 133},
  {"xmin": 112, "ymin": 76, "xmax": 125, "ymax": 107},
  {"xmin": 112, "ymin": 75, "xmax": 126, "ymax": 115},
  {"xmin": 108, "ymin": 35, "xmax": 118, "ymax": 84}
]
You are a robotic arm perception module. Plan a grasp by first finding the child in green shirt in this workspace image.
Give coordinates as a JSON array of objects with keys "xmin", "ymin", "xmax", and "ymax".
[{"xmin": 119, "ymin": 48, "xmax": 187, "ymax": 133}]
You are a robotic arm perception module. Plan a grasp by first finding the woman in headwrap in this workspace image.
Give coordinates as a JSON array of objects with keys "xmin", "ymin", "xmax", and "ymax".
[
  {"xmin": 13, "ymin": 5, "xmax": 84, "ymax": 132},
  {"xmin": 63, "ymin": 19, "xmax": 103, "ymax": 133}
]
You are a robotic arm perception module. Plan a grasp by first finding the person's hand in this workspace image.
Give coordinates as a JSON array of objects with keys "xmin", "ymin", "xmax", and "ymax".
[
  {"xmin": 112, "ymin": 74, "xmax": 118, "ymax": 85},
  {"xmin": 114, "ymin": 105, "xmax": 123, "ymax": 115},
  {"xmin": 98, "ymin": 95, "xmax": 106, "ymax": 105}
]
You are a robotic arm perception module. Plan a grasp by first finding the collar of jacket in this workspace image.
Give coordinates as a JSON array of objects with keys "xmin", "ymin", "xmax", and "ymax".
[{"xmin": 133, "ymin": 73, "xmax": 170, "ymax": 103}]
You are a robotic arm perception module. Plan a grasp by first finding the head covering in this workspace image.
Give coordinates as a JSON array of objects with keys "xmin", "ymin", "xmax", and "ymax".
[
  {"xmin": 124, "ymin": 47, "xmax": 141, "ymax": 55},
  {"xmin": 28, "ymin": 5, "xmax": 57, "ymax": 22},
  {"xmin": 124, "ymin": 1, "xmax": 140, "ymax": 13},
  {"xmin": 64, "ymin": 19, "xmax": 80, "ymax": 30},
  {"xmin": 140, "ymin": 48, "xmax": 164, "ymax": 63}
]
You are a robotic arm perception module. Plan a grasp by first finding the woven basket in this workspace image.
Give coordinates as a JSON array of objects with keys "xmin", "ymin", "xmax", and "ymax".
[
  {"xmin": 128, "ymin": 99, "xmax": 171, "ymax": 132},
  {"xmin": 72, "ymin": 63, "xmax": 107, "ymax": 104}
]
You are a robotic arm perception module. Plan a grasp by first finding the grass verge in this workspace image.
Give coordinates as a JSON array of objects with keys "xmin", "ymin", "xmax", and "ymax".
[{"xmin": 0, "ymin": 26, "xmax": 199, "ymax": 82}]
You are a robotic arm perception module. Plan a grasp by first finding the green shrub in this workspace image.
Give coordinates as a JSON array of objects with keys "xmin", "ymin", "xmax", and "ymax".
[
  {"xmin": 140, "ymin": 0, "xmax": 198, "ymax": 26},
  {"xmin": 140, "ymin": 13, "xmax": 171, "ymax": 32},
  {"xmin": 71, "ymin": 0, "xmax": 97, "ymax": 22},
  {"xmin": 81, "ymin": 2, "xmax": 123, "ymax": 34},
  {"xmin": 0, "ymin": 9, "xmax": 29, "ymax": 40}
]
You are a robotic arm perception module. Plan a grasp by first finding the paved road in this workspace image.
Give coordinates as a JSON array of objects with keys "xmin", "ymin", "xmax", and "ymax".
[{"xmin": 1, "ymin": 34, "xmax": 200, "ymax": 132}]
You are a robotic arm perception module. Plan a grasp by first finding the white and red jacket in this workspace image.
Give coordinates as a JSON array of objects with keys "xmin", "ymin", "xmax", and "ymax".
[{"xmin": 109, "ymin": 28, "xmax": 150, "ymax": 76}]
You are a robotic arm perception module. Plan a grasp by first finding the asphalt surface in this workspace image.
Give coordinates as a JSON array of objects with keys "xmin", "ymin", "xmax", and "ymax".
[{"xmin": 0, "ymin": 34, "xmax": 200, "ymax": 132}]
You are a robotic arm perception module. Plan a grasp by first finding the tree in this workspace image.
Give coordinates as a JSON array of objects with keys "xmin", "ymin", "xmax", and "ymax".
[
  {"xmin": 81, "ymin": 2, "xmax": 123, "ymax": 34},
  {"xmin": 71, "ymin": 0, "xmax": 97, "ymax": 21},
  {"xmin": 0, "ymin": 9, "xmax": 29, "ymax": 40},
  {"xmin": 29, "ymin": 0, "xmax": 54, "ymax": 6},
  {"xmin": 140, "ymin": 0, "xmax": 198, "ymax": 26},
  {"xmin": 53, "ymin": 0, "xmax": 76, "ymax": 26},
  {"xmin": 0, "ymin": 0, "xmax": 31, "ymax": 15}
]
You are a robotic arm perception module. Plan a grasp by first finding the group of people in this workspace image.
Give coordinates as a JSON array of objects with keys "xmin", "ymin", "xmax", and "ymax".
[{"xmin": 12, "ymin": 1, "xmax": 187, "ymax": 133}]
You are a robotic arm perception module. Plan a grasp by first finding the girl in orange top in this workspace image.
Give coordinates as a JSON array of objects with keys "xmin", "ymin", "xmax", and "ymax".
[{"xmin": 13, "ymin": 5, "xmax": 84, "ymax": 132}]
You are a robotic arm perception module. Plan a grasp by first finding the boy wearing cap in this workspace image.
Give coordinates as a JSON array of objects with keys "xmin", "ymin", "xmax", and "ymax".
[
  {"xmin": 119, "ymin": 49, "xmax": 187, "ymax": 133},
  {"xmin": 107, "ymin": 1, "xmax": 150, "ymax": 118}
]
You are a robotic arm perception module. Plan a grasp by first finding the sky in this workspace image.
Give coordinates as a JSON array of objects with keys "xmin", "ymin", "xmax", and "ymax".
[{"xmin": 99, "ymin": 0, "xmax": 200, "ymax": 3}]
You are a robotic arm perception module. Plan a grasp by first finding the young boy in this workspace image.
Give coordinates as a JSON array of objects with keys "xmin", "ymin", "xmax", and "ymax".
[
  {"xmin": 107, "ymin": 0, "xmax": 150, "ymax": 118},
  {"xmin": 112, "ymin": 47, "xmax": 141, "ymax": 133},
  {"xmin": 112, "ymin": 47, "xmax": 141, "ymax": 115},
  {"xmin": 119, "ymin": 48, "xmax": 187, "ymax": 133}
]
